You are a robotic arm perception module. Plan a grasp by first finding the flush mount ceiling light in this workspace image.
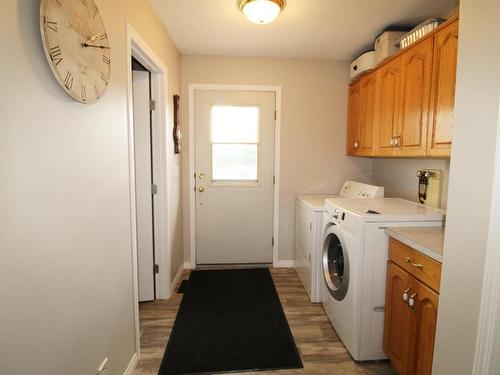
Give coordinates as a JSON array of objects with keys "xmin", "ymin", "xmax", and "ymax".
[{"xmin": 237, "ymin": 0, "xmax": 286, "ymax": 24}]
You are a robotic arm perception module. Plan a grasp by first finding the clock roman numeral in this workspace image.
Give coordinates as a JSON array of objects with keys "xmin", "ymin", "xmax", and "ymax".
[
  {"xmin": 44, "ymin": 16, "xmax": 57, "ymax": 32},
  {"xmin": 81, "ymin": 84, "xmax": 87, "ymax": 101},
  {"xmin": 64, "ymin": 71, "xmax": 73, "ymax": 90},
  {"xmin": 99, "ymin": 33, "xmax": 107, "ymax": 41},
  {"xmin": 100, "ymin": 72, "xmax": 108, "ymax": 85},
  {"xmin": 102, "ymin": 55, "xmax": 110, "ymax": 65},
  {"xmin": 94, "ymin": 85, "xmax": 101, "ymax": 98},
  {"xmin": 49, "ymin": 45, "xmax": 63, "ymax": 66},
  {"xmin": 54, "ymin": 0, "xmax": 62, "ymax": 7}
]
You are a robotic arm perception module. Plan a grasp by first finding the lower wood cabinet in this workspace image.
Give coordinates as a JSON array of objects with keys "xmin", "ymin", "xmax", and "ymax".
[{"xmin": 384, "ymin": 239, "xmax": 440, "ymax": 375}]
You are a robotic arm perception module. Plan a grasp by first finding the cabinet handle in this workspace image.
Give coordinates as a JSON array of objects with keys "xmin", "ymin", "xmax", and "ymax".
[
  {"xmin": 390, "ymin": 137, "xmax": 395, "ymax": 147},
  {"xmin": 354, "ymin": 140, "xmax": 359, "ymax": 149},
  {"xmin": 405, "ymin": 256, "xmax": 424, "ymax": 269},
  {"xmin": 403, "ymin": 288, "xmax": 411, "ymax": 302},
  {"xmin": 408, "ymin": 292, "xmax": 417, "ymax": 310},
  {"xmin": 396, "ymin": 135, "xmax": 401, "ymax": 147}
]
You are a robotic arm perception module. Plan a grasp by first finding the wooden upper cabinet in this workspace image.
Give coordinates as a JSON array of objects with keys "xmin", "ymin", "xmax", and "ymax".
[
  {"xmin": 398, "ymin": 38, "xmax": 433, "ymax": 157},
  {"xmin": 375, "ymin": 58, "xmax": 402, "ymax": 156},
  {"xmin": 410, "ymin": 279, "xmax": 439, "ymax": 375},
  {"xmin": 384, "ymin": 262, "xmax": 414, "ymax": 375},
  {"xmin": 428, "ymin": 20, "xmax": 459, "ymax": 157},
  {"xmin": 359, "ymin": 72, "xmax": 378, "ymax": 156},
  {"xmin": 345, "ymin": 16, "xmax": 458, "ymax": 158},
  {"xmin": 347, "ymin": 81, "xmax": 362, "ymax": 156}
]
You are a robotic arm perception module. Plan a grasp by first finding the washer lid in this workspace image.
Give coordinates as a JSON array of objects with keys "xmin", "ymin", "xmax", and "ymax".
[{"xmin": 326, "ymin": 197, "xmax": 446, "ymax": 222}]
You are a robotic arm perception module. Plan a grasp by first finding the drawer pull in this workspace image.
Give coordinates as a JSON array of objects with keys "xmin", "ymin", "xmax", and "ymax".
[{"xmin": 405, "ymin": 257, "xmax": 424, "ymax": 269}]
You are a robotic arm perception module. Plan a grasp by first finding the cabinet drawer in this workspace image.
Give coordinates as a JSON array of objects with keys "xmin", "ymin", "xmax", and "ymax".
[{"xmin": 388, "ymin": 238, "xmax": 441, "ymax": 292}]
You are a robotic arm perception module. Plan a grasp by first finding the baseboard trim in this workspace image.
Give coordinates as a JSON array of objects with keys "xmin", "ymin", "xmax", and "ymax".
[
  {"xmin": 171, "ymin": 264, "xmax": 185, "ymax": 296},
  {"xmin": 184, "ymin": 261, "xmax": 195, "ymax": 269},
  {"xmin": 274, "ymin": 260, "xmax": 295, "ymax": 268},
  {"xmin": 123, "ymin": 352, "xmax": 138, "ymax": 375}
]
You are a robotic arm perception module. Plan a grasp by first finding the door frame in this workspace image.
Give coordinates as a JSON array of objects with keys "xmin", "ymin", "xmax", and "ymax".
[
  {"xmin": 126, "ymin": 23, "xmax": 172, "ymax": 356},
  {"xmin": 187, "ymin": 84, "xmax": 282, "ymax": 267}
]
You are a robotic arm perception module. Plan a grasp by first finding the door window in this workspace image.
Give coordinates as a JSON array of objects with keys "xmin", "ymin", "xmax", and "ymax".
[{"xmin": 210, "ymin": 106, "xmax": 260, "ymax": 183}]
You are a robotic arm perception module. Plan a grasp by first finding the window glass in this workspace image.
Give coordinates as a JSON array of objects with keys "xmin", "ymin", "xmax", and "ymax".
[
  {"xmin": 211, "ymin": 106, "xmax": 260, "ymax": 182},
  {"xmin": 212, "ymin": 144, "xmax": 258, "ymax": 181},
  {"xmin": 211, "ymin": 106, "xmax": 259, "ymax": 143}
]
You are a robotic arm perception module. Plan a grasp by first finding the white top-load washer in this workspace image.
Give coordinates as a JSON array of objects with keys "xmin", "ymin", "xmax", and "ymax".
[
  {"xmin": 294, "ymin": 181, "xmax": 384, "ymax": 302},
  {"xmin": 321, "ymin": 197, "xmax": 445, "ymax": 361}
]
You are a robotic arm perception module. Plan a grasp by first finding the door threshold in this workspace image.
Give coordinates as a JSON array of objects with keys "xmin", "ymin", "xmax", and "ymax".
[{"xmin": 196, "ymin": 263, "xmax": 272, "ymax": 270}]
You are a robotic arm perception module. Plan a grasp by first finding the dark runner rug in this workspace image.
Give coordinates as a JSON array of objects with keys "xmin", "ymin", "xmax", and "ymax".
[{"xmin": 158, "ymin": 268, "xmax": 302, "ymax": 374}]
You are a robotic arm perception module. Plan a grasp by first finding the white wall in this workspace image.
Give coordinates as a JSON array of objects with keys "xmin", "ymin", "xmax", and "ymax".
[
  {"xmin": 0, "ymin": 1, "xmax": 181, "ymax": 374},
  {"xmin": 372, "ymin": 158, "xmax": 450, "ymax": 209},
  {"xmin": 433, "ymin": 1, "xmax": 500, "ymax": 373},
  {"xmin": 180, "ymin": 56, "xmax": 372, "ymax": 263}
]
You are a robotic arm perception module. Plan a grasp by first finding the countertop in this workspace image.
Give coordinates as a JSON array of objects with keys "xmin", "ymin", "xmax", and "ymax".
[{"xmin": 385, "ymin": 226, "xmax": 445, "ymax": 262}]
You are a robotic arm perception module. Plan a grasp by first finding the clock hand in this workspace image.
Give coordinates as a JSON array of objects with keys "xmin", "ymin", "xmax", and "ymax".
[
  {"xmin": 86, "ymin": 34, "xmax": 99, "ymax": 43},
  {"xmin": 82, "ymin": 42, "xmax": 111, "ymax": 49}
]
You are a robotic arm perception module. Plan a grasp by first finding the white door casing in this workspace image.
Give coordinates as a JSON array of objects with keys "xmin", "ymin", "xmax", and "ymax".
[
  {"xmin": 194, "ymin": 90, "xmax": 275, "ymax": 264},
  {"xmin": 132, "ymin": 70, "xmax": 155, "ymax": 302}
]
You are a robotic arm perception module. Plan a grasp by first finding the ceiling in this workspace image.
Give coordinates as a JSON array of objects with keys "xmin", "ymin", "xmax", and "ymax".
[{"xmin": 149, "ymin": 0, "xmax": 458, "ymax": 61}]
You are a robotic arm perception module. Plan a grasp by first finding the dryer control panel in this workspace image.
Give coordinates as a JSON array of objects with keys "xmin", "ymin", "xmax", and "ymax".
[{"xmin": 340, "ymin": 181, "xmax": 385, "ymax": 199}]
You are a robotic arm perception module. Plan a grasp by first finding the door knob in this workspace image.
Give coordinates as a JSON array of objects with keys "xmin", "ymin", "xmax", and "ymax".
[{"xmin": 198, "ymin": 186, "xmax": 205, "ymax": 192}]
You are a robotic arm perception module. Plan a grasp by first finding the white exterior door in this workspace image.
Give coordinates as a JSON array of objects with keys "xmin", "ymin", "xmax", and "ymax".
[
  {"xmin": 194, "ymin": 90, "xmax": 275, "ymax": 264},
  {"xmin": 132, "ymin": 69, "xmax": 155, "ymax": 301}
]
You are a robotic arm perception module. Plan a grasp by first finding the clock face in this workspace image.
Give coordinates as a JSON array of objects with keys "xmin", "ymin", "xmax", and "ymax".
[{"xmin": 40, "ymin": 0, "xmax": 110, "ymax": 104}]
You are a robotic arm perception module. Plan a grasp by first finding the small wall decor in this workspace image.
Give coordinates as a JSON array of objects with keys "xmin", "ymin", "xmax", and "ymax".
[{"xmin": 173, "ymin": 94, "xmax": 182, "ymax": 154}]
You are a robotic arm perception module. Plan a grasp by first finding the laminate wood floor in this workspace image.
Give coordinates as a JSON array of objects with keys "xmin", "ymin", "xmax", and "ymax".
[{"xmin": 134, "ymin": 268, "xmax": 396, "ymax": 375}]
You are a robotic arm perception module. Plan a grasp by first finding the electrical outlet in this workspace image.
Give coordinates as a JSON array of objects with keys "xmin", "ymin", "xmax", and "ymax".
[
  {"xmin": 97, "ymin": 358, "xmax": 108, "ymax": 375},
  {"xmin": 417, "ymin": 169, "xmax": 443, "ymax": 208}
]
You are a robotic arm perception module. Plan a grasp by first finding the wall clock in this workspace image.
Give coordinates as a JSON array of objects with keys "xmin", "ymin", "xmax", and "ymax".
[{"xmin": 40, "ymin": 0, "xmax": 111, "ymax": 104}]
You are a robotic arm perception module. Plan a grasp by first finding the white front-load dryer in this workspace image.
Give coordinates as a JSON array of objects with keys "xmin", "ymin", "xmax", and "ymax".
[{"xmin": 321, "ymin": 208, "xmax": 363, "ymax": 360}]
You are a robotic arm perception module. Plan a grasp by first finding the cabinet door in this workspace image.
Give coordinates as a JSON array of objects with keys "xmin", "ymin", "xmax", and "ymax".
[
  {"xmin": 346, "ymin": 81, "xmax": 361, "ymax": 156},
  {"xmin": 409, "ymin": 276, "xmax": 439, "ymax": 375},
  {"xmin": 376, "ymin": 57, "xmax": 402, "ymax": 156},
  {"xmin": 358, "ymin": 72, "xmax": 377, "ymax": 156},
  {"xmin": 428, "ymin": 20, "xmax": 459, "ymax": 157},
  {"xmin": 384, "ymin": 262, "xmax": 414, "ymax": 374},
  {"xmin": 398, "ymin": 38, "xmax": 433, "ymax": 157}
]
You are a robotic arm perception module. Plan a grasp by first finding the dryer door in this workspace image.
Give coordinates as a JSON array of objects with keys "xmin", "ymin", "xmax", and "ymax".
[{"xmin": 322, "ymin": 225, "xmax": 349, "ymax": 301}]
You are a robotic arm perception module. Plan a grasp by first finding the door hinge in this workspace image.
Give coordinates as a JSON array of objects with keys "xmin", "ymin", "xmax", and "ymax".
[
  {"xmin": 151, "ymin": 184, "xmax": 158, "ymax": 195},
  {"xmin": 149, "ymin": 100, "xmax": 156, "ymax": 111},
  {"xmin": 310, "ymin": 222, "xmax": 312, "ymax": 231},
  {"xmin": 274, "ymin": 110, "xmax": 277, "ymax": 121},
  {"xmin": 153, "ymin": 264, "xmax": 159, "ymax": 274},
  {"xmin": 273, "ymin": 175, "xmax": 276, "ymax": 185},
  {"xmin": 272, "ymin": 236, "xmax": 274, "ymax": 247}
]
